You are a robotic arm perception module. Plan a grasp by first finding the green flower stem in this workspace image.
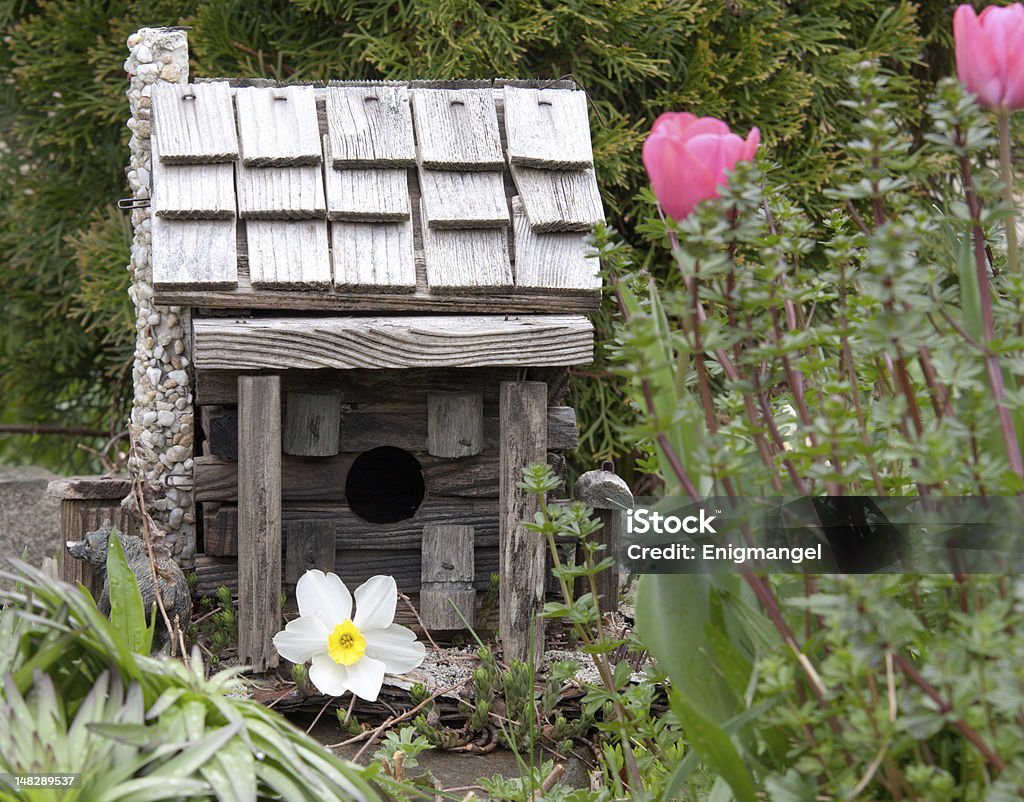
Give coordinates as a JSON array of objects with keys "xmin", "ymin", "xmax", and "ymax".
[
  {"xmin": 998, "ymin": 109, "xmax": 1020, "ymax": 276},
  {"xmin": 536, "ymin": 492, "xmax": 643, "ymax": 791}
]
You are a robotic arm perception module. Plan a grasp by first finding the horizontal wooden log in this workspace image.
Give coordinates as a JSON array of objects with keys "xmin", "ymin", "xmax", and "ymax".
[
  {"xmin": 198, "ymin": 406, "xmax": 577, "ymax": 467},
  {"xmin": 192, "ymin": 546, "xmax": 499, "ymax": 598},
  {"xmin": 47, "ymin": 476, "xmax": 134, "ymax": 502},
  {"xmin": 339, "ymin": 406, "xmax": 577, "ymax": 452},
  {"xmin": 198, "ymin": 496, "xmax": 499, "ymax": 555},
  {"xmin": 158, "ymin": 285, "xmax": 600, "ymax": 314},
  {"xmin": 194, "ymin": 366, "xmax": 569, "ymax": 406},
  {"xmin": 191, "ymin": 316, "xmax": 593, "ymax": 371},
  {"xmin": 195, "ymin": 452, "xmax": 498, "ymax": 503}
]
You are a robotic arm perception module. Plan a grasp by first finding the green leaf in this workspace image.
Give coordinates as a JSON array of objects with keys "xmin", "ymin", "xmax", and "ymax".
[
  {"xmin": 106, "ymin": 530, "xmax": 153, "ymax": 655},
  {"xmin": 635, "ymin": 573, "xmax": 736, "ymax": 722},
  {"xmin": 669, "ymin": 692, "xmax": 759, "ymax": 802}
]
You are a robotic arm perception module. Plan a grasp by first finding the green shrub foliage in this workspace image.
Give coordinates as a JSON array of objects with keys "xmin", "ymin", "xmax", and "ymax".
[{"xmin": 0, "ymin": 0, "xmax": 955, "ymax": 469}]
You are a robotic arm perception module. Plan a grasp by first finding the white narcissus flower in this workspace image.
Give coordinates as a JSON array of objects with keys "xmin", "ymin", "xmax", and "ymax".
[{"xmin": 272, "ymin": 571, "xmax": 425, "ymax": 701}]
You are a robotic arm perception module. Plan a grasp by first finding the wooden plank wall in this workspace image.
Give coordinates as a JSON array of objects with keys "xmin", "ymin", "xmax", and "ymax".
[{"xmin": 190, "ymin": 368, "xmax": 575, "ymax": 611}]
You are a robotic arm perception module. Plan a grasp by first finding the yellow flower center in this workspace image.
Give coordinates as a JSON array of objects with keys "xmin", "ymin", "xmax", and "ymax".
[{"xmin": 327, "ymin": 619, "xmax": 366, "ymax": 666}]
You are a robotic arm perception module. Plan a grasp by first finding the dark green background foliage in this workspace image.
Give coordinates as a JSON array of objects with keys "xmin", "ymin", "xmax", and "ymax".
[{"xmin": 0, "ymin": 0, "xmax": 956, "ymax": 471}]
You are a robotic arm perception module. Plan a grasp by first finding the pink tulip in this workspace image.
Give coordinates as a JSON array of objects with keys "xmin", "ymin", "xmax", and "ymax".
[
  {"xmin": 642, "ymin": 113, "xmax": 760, "ymax": 221},
  {"xmin": 954, "ymin": 3, "xmax": 1024, "ymax": 110}
]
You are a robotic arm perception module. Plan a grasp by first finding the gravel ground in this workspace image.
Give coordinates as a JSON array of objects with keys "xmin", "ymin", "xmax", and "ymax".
[{"xmin": 0, "ymin": 466, "xmax": 61, "ymax": 589}]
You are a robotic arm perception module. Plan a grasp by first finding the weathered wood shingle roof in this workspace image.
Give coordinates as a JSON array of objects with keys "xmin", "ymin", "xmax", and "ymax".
[{"xmin": 149, "ymin": 80, "xmax": 603, "ymax": 314}]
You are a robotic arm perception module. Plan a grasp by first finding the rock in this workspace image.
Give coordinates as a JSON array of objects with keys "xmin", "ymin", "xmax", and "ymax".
[
  {"xmin": 168, "ymin": 507, "xmax": 184, "ymax": 529},
  {"xmin": 156, "ymin": 410, "xmax": 175, "ymax": 427},
  {"xmin": 146, "ymin": 367, "xmax": 162, "ymax": 387},
  {"xmin": 167, "ymin": 370, "xmax": 188, "ymax": 387},
  {"xmin": 165, "ymin": 445, "xmax": 189, "ymax": 463}
]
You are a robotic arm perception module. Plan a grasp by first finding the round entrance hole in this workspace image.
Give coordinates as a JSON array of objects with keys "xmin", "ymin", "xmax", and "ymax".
[{"xmin": 345, "ymin": 446, "xmax": 425, "ymax": 524}]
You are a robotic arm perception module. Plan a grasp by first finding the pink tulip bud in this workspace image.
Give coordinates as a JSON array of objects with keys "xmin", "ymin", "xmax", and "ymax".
[
  {"xmin": 954, "ymin": 3, "xmax": 1024, "ymax": 111},
  {"xmin": 642, "ymin": 112, "xmax": 760, "ymax": 221}
]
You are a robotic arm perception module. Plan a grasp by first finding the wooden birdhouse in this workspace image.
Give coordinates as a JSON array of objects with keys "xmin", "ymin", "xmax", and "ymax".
[{"xmin": 124, "ymin": 28, "xmax": 602, "ymax": 671}]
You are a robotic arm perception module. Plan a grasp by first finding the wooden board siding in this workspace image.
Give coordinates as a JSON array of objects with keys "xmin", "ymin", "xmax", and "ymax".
[
  {"xmin": 192, "ymin": 546, "xmax": 500, "ymax": 599},
  {"xmin": 235, "ymin": 86, "xmax": 321, "ymax": 166},
  {"xmin": 325, "ymin": 85, "xmax": 416, "ymax": 167},
  {"xmin": 191, "ymin": 316, "xmax": 593, "ymax": 371},
  {"xmin": 151, "ymin": 81, "xmax": 238, "ymax": 164},
  {"xmin": 503, "ymin": 87, "xmax": 593, "ymax": 169},
  {"xmin": 411, "ymin": 88, "xmax": 504, "ymax": 170},
  {"xmin": 245, "ymin": 220, "xmax": 331, "ymax": 287},
  {"xmin": 199, "ymin": 496, "xmax": 500, "ymax": 555},
  {"xmin": 331, "ymin": 220, "xmax": 416, "ymax": 292},
  {"xmin": 151, "ymin": 217, "xmax": 238, "ymax": 289}
]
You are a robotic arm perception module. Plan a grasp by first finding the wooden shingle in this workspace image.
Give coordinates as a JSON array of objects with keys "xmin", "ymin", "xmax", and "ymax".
[
  {"xmin": 325, "ymin": 85, "xmax": 416, "ymax": 167},
  {"xmin": 324, "ymin": 136, "xmax": 410, "ymax": 222},
  {"xmin": 235, "ymin": 86, "xmax": 321, "ymax": 166},
  {"xmin": 151, "ymin": 133, "xmax": 235, "ymax": 219},
  {"xmin": 510, "ymin": 165, "xmax": 604, "ymax": 232},
  {"xmin": 236, "ymin": 161, "xmax": 326, "ymax": 220},
  {"xmin": 419, "ymin": 169, "xmax": 509, "ymax": 229},
  {"xmin": 152, "ymin": 82, "xmax": 238, "ymax": 164},
  {"xmin": 411, "ymin": 89, "xmax": 504, "ymax": 170},
  {"xmin": 503, "ymin": 87, "xmax": 593, "ymax": 169},
  {"xmin": 331, "ymin": 220, "xmax": 416, "ymax": 292},
  {"xmin": 152, "ymin": 218, "xmax": 238, "ymax": 289},
  {"xmin": 512, "ymin": 197, "xmax": 600, "ymax": 294},
  {"xmin": 421, "ymin": 201, "xmax": 513, "ymax": 292},
  {"xmin": 246, "ymin": 220, "xmax": 330, "ymax": 287}
]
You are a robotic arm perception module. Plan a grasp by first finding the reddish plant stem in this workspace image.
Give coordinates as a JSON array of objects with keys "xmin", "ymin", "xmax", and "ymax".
[
  {"xmin": 958, "ymin": 148, "xmax": 1024, "ymax": 481},
  {"xmin": 892, "ymin": 652, "xmax": 1006, "ymax": 774}
]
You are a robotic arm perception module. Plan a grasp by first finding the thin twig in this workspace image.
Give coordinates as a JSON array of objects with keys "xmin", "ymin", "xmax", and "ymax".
[
  {"xmin": 893, "ymin": 652, "xmax": 1006, "ymax": 773},
  {"xmin": 398, "ymin": 591, "xmax": 439, "ymax": 651},
  {"xmin": 305, "ymin": 696, "xmax": 333, "ymax": 735},
  {"xmin": 129, "ymin": 437, "xmax": 180, "ymax": 662},
  {"xmin": 326, "ymin": 678, "xmax": 470, "ymax": 751}
]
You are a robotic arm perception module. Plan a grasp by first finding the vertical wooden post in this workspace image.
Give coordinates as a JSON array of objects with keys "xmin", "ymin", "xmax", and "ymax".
[
  {"xmin": 238, "ymin": 375, "xmax": 282, "ymax": 672},
  {"xmin": 499, "ymin": 381, "xmax": 548, "ymax": 667},
  {"xmin": 574, "ymin": 468, "xmax": 634, "ymax": 614}
]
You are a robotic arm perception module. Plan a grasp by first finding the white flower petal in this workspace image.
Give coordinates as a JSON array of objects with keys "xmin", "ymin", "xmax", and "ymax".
[
  {"xmin": 343, "ymin": 656, "xmax": 387, "ymax": 702},
  {"xmin": 272, "ymin": 615, "xmax": 329, "ymax": 664},
  {"xmin": 296, "ymin": 570, "xmax": 351, "ymax": 628},
  {"xmin": 353, "ymin": 575, "xmax": 397, "ymax": 631},
  {"xmin": 309, "ymin": 652, "xmax": 351, "ymax": 696},
  {"xmin": 365, "ymin": 624, "xmax": 426, "ymax": 674}
]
